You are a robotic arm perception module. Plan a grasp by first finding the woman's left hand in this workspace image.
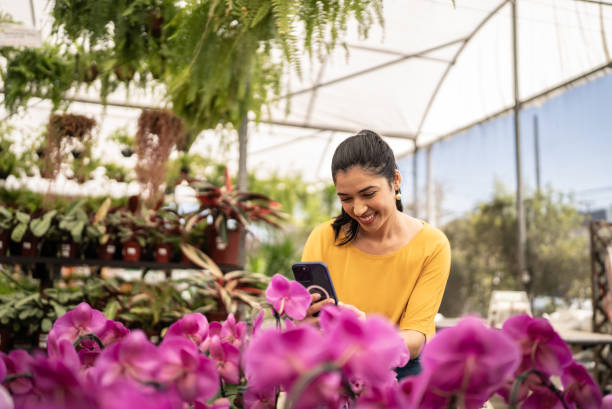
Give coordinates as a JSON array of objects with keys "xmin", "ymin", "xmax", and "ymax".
[{"xmin": 337, "ymin": 302, "xmax": 366, "ymax": 320}]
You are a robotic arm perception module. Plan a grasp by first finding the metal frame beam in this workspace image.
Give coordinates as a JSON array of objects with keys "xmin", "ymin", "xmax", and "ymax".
[
  {"xmin": 413, "ymin": 0, "xmax": 510, "ymax": 143},
  {"xmin": 396, "ymin": 60, "xmax": 612, "ymax": 158},
  {"xmin": 275, "ymin": 38, "xmax": 466, "ymax": 101}
]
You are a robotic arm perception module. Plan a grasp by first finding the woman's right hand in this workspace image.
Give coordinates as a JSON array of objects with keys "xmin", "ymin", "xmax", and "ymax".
[{"xmin": 302, "ymin": 293, "xmax": 335, "ymax": 325}]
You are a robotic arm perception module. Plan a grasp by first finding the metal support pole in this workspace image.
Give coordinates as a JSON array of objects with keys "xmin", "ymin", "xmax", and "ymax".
[
  {"xmin": 29, "ymin": 0, "xmax": 36, "ymax": 27},
  {"xmin": 534, "ymin": 115, "xmax": 541, "ymax": 194},
  {"xmin": 426, "ymin": 146, "xmax": 434, "ymax": 225},
  {"xmin": 412, "ymin": 148, "xmax": 419, "ymax": 217},
  {"xmin": 237, "ymin": 114, "xmax": 248, "ymax": 267},
  {"xmin": 512, "ymin": 0, "xmax": 527, "ymax": 283}
]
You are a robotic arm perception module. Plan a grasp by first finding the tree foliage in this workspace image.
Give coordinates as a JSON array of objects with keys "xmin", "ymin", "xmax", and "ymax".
[
  {"xmin": 1, "ymin": 0, "xmax": 383, "ymax": 141},
  {"xmin": 440, "ymin": 184, "xmax": 589, "ymax": 317}
]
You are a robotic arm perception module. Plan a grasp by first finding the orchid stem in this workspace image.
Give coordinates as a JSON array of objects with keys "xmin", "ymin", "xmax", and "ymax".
[
  {"xmin": 283, "ymin": 363, "xmax": 339, "ymax": 409},
  {"xmin": 2, "ymin": 372, "xmax": 33, "ymax": 383},
  {"xmin": 219, "ymin": 379, "xmax": 226, "ymax": 397},
  {"xmin": 73, "ymin": 333, "xmax": 104, "ymax": 350},
  {"xmin": 509, "ymin": 369, "xmax": 570, "ymax": 409}
]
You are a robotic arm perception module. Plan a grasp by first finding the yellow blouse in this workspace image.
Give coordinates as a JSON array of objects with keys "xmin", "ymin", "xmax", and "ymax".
[{"xmin": 301, "ymin": 220, "xmax": 451, "ymax": 338}]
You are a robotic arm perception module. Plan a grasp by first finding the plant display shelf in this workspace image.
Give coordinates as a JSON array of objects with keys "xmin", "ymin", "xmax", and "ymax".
[{"xmin": 0, "ymin": 255, "xmax": 239, "ymax": 275}]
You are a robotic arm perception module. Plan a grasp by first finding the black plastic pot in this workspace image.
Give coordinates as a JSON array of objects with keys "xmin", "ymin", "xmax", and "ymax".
[{"xmin": 121, "ymin": 147, "xmax": 134, "ymax": 157}]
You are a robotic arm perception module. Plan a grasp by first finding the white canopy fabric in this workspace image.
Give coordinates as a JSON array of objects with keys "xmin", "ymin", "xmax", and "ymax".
[{"xmin": 2, "ymin": 0, "xmax": 612, "ymax": 183}]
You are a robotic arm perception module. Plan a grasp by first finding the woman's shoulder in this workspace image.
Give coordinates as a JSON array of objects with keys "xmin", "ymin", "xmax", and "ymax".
[
  {"xmin": 308, "ymin": 219, "xmax": 337, "ymax": 242},
  {"xmin": 418, "ymin": 221, "xmax": 451, "ymax": 256}
]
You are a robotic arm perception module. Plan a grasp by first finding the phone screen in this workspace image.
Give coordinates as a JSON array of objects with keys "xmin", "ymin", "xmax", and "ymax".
[{"xmin": 291, "ymin": 262, "xmax": 338, "ymax": 305}]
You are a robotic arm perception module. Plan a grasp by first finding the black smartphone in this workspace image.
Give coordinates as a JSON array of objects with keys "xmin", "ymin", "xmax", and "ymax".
[{"xmin": 291, "ymin": 262, "xmax": 338, "ymax": 307}]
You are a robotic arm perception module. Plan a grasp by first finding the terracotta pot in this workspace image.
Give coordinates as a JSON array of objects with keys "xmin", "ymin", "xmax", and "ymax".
[
  {"xmin": 99, "ymin": 242, "xmax": 118, "ymax": 260},
  {"xmin": 122, "ymin": 241, "xmax": 141, "ymax": 262},
  {"xmin": 154, "ymin": 243, "xmax": 172, "ymax": 263},
  {"xmin": 207, "ymin": 227, "xmax": 241, "ymax": 267},
  {"xmin": 59, "ymin": 241, "xmax": 79, "ymax": 259},
  {"xmin": 40, "ymin": 240, "xmax": 58, "ymax": 257},
  {"xmin": 0, "ymin": 232, "xmax": 7, "ymax": 256},
  {"xmin": 21, "ymin": 236, "xmax": 40, "ymax": 257}
]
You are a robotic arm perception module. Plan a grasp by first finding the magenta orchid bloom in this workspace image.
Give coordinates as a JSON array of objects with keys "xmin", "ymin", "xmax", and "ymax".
[
  {"xmin": 0, "ymin": 358, "xmax": 5, "ymax": 383},
  {"xmin": 324, "ymin": 308, "xmax": 409, "ymax": 388},
  {"xmin": 244, "ymin": 325, "xmax": 327, "ymax": 393},
  {"xmin": 208, "ymin": 336, "xmax": 241, "ymax": 384},
  {"xmin": 250, "ymin": 310, "xmax": 265, "ymax": 337},
  {"xmin": 1, "ymin": 350, "xmax": 34, "ymax": 395},
  {"xmin": 98, "ymin": 320, "xmax": 130, "ymax": 346},
  {"xmin": 502, "ymin": 314, "xmax": 572, "ymax": 376},
  {"xmin": 561, "ymin": 361, "xmax": 602, "ymax": 409},
  {"xmin": 205, "ymin": 314, "xmax": 246, "ymax": 350},
  {"xmin": 521, "ymin": 386, "xmax": 565, "ymax": 409},
  {"xmin": 47, "ymin": 303, "xmax": 107, "ymax": 352},
  {"xmin": 97, "ymin": 381, "xmax": 182, "ymax": 409},
  {"xmin": 92, "ymin": 330, "xmax": 159, "ymax": 387},
  {"xmin": 164, "ymin": 313, "xmax": 209, "ymax": 351},
  {"xmin": 194, "ymin": 397, "xmax": 231, "ymax": 409},
  {"xmin": 419, "ymin": 316, "xmax": 520, "ymax": 408},
  {"xmin": 0, "ymin": 385, "xmax": 13, "ymax": 409},
  {"xmin": 157, "ymin": 337, "xmax": 219, "ymax": 402},
  {"xmin": 603, "ymin": 395, "xmax": 612, "ymax": 409},
  {"xmin": 265, "ymin": 274, "xmax": 311, "ymax": 320},
  {"xmin": 243, "ymin": 386, "xmax": 276, "ymax": 409},
  {"xmin": 27, "ymin": 350, "xmax": 97, "ymax": 409}
]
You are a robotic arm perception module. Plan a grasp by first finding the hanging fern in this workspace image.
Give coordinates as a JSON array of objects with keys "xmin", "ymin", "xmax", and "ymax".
[
  {"xmin": 7, "ymin": 0, "xmax": 383, "ymax": 137},
  {"xmin": 0, "ymin": 45, "xmax": 75, "ymax": 113}
]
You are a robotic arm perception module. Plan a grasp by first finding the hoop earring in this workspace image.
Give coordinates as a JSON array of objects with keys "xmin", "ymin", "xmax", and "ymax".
[{"xmin": 395, "ymin": 192, "xmax": 402, "ymax": 201}]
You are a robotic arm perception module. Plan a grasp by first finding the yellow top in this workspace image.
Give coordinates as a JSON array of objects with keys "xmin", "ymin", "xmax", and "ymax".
[{"xmin": 301, "ymin": 220, "xmax": 451, "ymax": 338}]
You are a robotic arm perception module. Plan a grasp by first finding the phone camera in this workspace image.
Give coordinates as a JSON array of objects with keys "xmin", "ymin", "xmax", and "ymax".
[{"xmin": 294, "ymin": 266, "xmax": 312, "ymax": 282}]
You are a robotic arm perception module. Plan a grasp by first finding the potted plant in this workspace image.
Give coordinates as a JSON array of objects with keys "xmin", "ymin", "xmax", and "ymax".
[
  {"xmin": 56, "ymin": 200, "xmax": 91, "ymax": 258},
  {"xmin": 0, "ymin": 206, "xmax": 13, "ymax": 255},
  {"xmin": 134, "ymin": 109, "xmax": 185, "ymax": 205},
  {"xmin": 0, "ymin": 136, "xmax": 18, "ymax": 179},
  {"xmin": 42, "ymin": 113, "xmax": 96, "ymax": 179},
  {"xmin": 192, "ymin": 168, "xmax": 285, "ymax": 266},
  {"xmin": 109, "ymin": 127, "xmax": 135, "ymax": 158},
  {"xmin": 149, "ymin": 208, "xmax": 182, "ymax": 263},
  {"xmin": 98, "ymin": 212, "xmax": 122, "ymax": 260},
  {"xmin": 10, "ymin": 209, "xmax": 57, "ymax": 257},
  {"xmin": 117, "ymin": 213, "xmax": 149, "ymax": 262}
]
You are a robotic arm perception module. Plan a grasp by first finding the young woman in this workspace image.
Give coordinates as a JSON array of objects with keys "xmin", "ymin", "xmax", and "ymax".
[{"xmin": 301, "ymin": 130, "xmax": 451, "ymax": 378}]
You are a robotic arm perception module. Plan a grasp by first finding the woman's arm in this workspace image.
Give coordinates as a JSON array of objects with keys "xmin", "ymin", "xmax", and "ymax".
[{"xmin": 399, "ymin": 329, "xmax": 426, "ymax": 359}]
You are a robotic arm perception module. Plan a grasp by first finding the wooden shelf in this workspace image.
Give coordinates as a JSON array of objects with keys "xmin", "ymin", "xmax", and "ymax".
[{"xmin": 0, "ymin": 255, "xmax": 240, "ymax": 272}]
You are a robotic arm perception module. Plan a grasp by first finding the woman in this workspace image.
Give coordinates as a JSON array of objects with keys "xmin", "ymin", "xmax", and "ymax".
[{"xmin": 301, "ymin": 130, "xmax": 451, "ymax": 378}]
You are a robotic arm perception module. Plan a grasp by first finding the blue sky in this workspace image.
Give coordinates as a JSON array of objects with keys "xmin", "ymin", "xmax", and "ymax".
[{"xmin": 398, "ymin": 70, "xmax": 612, "ymax": 222}]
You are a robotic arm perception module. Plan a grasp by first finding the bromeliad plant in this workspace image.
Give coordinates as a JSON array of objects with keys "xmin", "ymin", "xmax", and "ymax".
[
  {"xmin": 1, "ymin": 268, "xmax": 609, "ymax": 409},
  {"xmin": 193, "ymin": 168, "xmax": 286, "ymax": 245}
]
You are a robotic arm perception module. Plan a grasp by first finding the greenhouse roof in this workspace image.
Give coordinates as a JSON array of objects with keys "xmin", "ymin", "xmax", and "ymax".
[{"xmin": 1, "ymin": 0, "xmax": 612, "ymax": 182}]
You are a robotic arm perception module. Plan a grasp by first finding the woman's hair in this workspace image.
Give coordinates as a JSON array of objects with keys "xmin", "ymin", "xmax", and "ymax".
[{"xmin": 331, "ymin": 129, "xmax": 403, "ymax": 245}]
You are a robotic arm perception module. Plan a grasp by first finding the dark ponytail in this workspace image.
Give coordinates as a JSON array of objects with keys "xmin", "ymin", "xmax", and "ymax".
[{"xmin": 331, "ymin": 130, "xmax": 403, "ymax": 245}]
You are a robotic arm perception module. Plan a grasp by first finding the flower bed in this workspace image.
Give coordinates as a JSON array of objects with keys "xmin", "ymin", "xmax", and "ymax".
[{"xmin": 0, "ymin": 274, "xmax": 610, "ymax": 409}]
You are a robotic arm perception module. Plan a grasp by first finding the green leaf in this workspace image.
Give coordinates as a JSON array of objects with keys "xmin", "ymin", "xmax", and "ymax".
[
  {"xmin": 41, "ymin": 318, "xmax": 52, "ymax": 332},
  {"xmin": 104, "ymin": 299, "xmax": 119, "ymax": 320},
  {"xmin": 10, "ymin": 222, "xmax": 27, "ymax": 242},
  {"xmin": 31, "ymin": 210, "xmax": 57, "ymax": 237}
]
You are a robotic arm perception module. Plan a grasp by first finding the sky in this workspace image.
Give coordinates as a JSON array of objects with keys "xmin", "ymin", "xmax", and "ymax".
[{"xmin": 399, "ymin": 69, "xmax": 612, "ymax": 223}]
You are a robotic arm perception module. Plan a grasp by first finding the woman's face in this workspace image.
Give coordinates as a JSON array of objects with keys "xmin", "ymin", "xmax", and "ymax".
[{"xmin": 334, "ymin": 166, "xmax": 400, "ymax": 234}]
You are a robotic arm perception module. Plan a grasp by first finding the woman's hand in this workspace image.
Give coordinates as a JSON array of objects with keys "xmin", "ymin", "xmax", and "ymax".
[
  {"xmin": 302, "ymin": 293, "xmax": 335, "ymax": 325},
  {"xmin": 337, "ymin": 302, "xmax": 366, "ymax": 320}
]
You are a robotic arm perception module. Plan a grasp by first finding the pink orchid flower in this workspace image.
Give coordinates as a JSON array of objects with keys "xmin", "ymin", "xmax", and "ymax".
[
  {"xmin": 419, "ymin": 316, "xmax": 520, "ymax": 408},
  {"xmin": 157, "ymin": 337, "xmax": 219, "ymax": 402},
  {"xmin": 208, "ymin": 335, "xmax": 241, "ymax": 384},
  {"xmin": 164, "ymin": 313, "xmax": 209, "ymax": 351},
  {"xmin": 502, "ymin": 314, "xmax": 573, "ymax": 376},
  {"xmin": 561, "ymin": 361, "xmax": 602, "ymax": 409},
  {"xmin": 265, "ymin": 274, "xmax": 311, "ymax": 320}
]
